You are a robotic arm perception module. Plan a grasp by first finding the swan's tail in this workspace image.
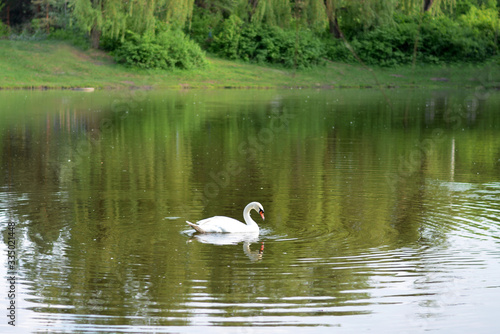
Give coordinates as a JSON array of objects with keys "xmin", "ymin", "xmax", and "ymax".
[{"xmin": 186, "ymin": 221, "xmax": 205, "ymax": 234}]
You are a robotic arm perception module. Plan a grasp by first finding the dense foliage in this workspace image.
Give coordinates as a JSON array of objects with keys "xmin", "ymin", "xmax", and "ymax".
[
  {"xmin": 0, "ymin": 21, "xmax": 7, "ymax": 37},
  {"xmin": 0, "ymin": 0, "xmax": 499, "ymax": 69},
  {"xmin": 326, "ymin": 10, "xmax": 499, "ymax": 66},
  {"xmin": 113, "ymin": 28, "xmax": 208, "ymax": 70},
  {"xmin": 208, "ymin": 16, "xmax": 325, "ymax": 68}
]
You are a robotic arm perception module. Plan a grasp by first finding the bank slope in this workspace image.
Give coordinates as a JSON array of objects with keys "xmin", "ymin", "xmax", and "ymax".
[{"xmin": 0, "ymin": 40, "xmax": 498, "ymax": 89}]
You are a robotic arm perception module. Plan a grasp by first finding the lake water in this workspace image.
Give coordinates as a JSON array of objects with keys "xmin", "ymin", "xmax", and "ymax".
[{"xmin": 1, "ymin": 88, "xmax": 499, "ymax": 333}]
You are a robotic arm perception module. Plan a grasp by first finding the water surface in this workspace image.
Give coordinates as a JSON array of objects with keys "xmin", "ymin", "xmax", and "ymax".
[{"xmin": 1, "ymin": 88, "xmax": 500, "ymax": 333}]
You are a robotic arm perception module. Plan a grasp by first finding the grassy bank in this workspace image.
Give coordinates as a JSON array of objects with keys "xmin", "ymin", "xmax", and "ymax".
[{"xmin": 0, "ymin": 40, "xmax": 499, "ymax": 90}]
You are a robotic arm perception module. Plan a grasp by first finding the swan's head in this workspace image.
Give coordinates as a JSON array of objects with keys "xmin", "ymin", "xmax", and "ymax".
[{"xmin": 251, "ymin": 202, "xmax": 265, "ymax": 221}]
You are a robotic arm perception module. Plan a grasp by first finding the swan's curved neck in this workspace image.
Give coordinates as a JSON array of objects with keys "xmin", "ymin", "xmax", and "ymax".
[{"xmin": 243, "ymin": 203, "xmax": 259, "ymax": 230}]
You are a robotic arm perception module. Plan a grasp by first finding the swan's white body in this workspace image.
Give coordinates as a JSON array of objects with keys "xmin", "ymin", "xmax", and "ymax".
[{"xmin": 186, "ymin": 202, "xmax": 265, "ymax": 233}]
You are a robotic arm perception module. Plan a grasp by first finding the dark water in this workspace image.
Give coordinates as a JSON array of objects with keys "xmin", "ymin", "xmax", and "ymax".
[{"xmin": 1, "ymin": 88, "xmax": 500, "ymax": 333}]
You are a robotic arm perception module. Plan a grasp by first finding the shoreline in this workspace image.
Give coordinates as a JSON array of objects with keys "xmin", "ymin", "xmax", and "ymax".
[
  {"xmin": 1, "ymin": 40, "xmax": 499, "ymax": 91},
  {"xmin": 1, "ymin": 81, "xmax": 498, "ymax": 91}
]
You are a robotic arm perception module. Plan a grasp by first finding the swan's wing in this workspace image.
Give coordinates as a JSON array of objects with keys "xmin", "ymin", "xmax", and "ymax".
[{"xmin": 190, "ymin": 216, "xmax": 246, "ymax": 233}]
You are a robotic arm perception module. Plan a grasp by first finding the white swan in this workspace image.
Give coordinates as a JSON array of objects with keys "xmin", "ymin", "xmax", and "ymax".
[{"xmin": 186, "ymin": 202, "xmax": 265, "ymax": 233}]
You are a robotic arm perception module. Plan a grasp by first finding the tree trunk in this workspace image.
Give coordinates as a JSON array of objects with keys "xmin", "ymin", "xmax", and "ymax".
[
  {"xmin": 194, "ymin": 0, "xmax": 206, "ymax": 9},
  {"xmin": 248, "ymin": 0, "xmax": 259, "ymax": 21},
  {"xmin": 324, "ymin": 0, "xmax": 343, "ymax": 39},
  {"xmin": 46, "ymin": 1, "xmax": 49, "ymax": 33},
  {"xmin": 90, "ymin": 25, "xmax": 101, "ymax": 49},
  {"xmin": 423, "ymin": 0, "xmax": 434, "ymax": 12},
  {"xmin": 328, "ymin": 15, "xmax": 343, "ymax": 39}
]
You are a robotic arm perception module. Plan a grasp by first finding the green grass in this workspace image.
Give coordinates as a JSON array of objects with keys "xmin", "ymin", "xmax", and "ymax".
[{"xmin": 0, "ymin": 40, "xmax": 499, "ymax": 89}]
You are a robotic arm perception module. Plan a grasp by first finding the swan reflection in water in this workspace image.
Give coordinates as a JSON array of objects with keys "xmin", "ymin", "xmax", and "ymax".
[{"xmin": 187, "ymin": 232, "xmax": 265, "ymax": 261}]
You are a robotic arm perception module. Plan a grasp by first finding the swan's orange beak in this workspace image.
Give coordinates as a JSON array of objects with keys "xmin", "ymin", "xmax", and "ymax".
[{"xmin": 259, "ymin": 210, "xmax": 265, "ymax": 220}]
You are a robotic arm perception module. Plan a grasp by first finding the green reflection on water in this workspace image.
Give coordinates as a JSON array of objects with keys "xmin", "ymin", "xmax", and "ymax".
[{"xmin": 1, "ymin": 89, "xmax": 500, "ymax": 331}]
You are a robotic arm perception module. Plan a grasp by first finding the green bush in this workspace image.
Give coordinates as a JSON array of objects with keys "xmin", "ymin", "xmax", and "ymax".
[
  {"xmin": 211, "ymin": 15, "xmax": 243, "ymax": 60},
  {"xmin": 210, "ymin": 20, "xmax": 325, "ymax": 68},
  {"xmin": 114, "ymin": 28, "xmax": 208, "ymax": 70},
  {"xmin": 0, "ymin": 21, "xmax": 8, "ymax": 38},
  {"xmin": 99, "ymin": 35, "xmax": 123, "ymax": 52},
  {"xmin": 351, "ymin": 23, "xmax": 417, "ymax": 66},
  {"xmin": 156, "ymin": 29, "xmax": 208, "ymax": 69},
  {"xmin": 188, "ymin": 6, "xmax": 223, "ymax": 48},
  {"xmin": 328, "ymin": 10, "xmax": 498, "ymax": 66},
  {"xmin": 419, "ymin": 14, "xmax": 497, "ymax": 63},
  {"xmin": 323, "ymin": 16, "xmax": 419, "ymax": 66},
  {"xmin": 113, "ymin": 32, "xmax": 166, "ymax": 69},
  {"xmin": 324, "ymin": 38, "xmax": 355, "ymax": 63},
  {"xmin": 456, "ymin": 5, "xmax": 499, "ymax": 59}
]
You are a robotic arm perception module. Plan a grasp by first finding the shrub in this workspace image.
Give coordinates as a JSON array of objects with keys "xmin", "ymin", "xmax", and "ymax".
[
  {"xmin": 99, "ymin": 35, "xmax": 123, "ymax": 52},
  {"xmin": 156, "ymin": 29, "xmax": 208, "ymax": 69},
  {"xmin": 211, "ymin": 15, "xmax": 244, "ymax": 60},
  {"xmin": 113, "ymin": 32, "xmax": 167, "ymax": 69},
  {"xmin": 329, "ymin": 11, "xmax": 498, "ymax": 66},
  {"xmin": 114, "ymin": 28, "xmax": 208, "ymax": 70},
  {"xmin": 324, "ymin": 38, "xmax": 355, "ymax": 63},
  {"xmin": 419, "ymin": 14, "xmax": 497, "ymax": 63},
  {"xmin": 350, "ymin": 24, "xmax": 417, "ymax": 66},
  {"xmin": 0, "ymin": 21, "xmax": 8, "ymax": 38},
  {"xmin": 210, "ymin": 21, "xmax": 325, "ymax": 68},
  {"xmin": 8, "ymin": 21, "xmax": 48, "ymax": 41},
  {"xmin": 188, "ymin": 6, "xmax": 223, "ymax": 48}
]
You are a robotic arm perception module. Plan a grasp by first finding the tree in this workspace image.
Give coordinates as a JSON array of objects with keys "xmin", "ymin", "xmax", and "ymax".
[
  {"xmin": 323, "ymin": 0, "xmax": 397, "ymax": 38},
  {"xmin": 73, "ymin": 0, "xmax": 104, "ymax": 48},
  {"xmin": 32, "ymin": 0, "xmax": 69, "ymax": 33},
  {"xmin": 251, "ymin": 0, "xmax": 292, "ymax": 27},
  {"xmin": 324, "ymin": 0, "xmax": 342, "ymax": 38},
  {"xmin": 397, "ymin": 0, "xmax": 456, "ymax": 15},
  {"xmin": 301, "ymin": 0, "xmax": 327, "ymax": 31},
  {"xmin": 72, "ymin": 0, "xmax": 196, "ymax": 49},
  {"xmin": 423, "ymin": 0, "xmax": 434, "ymax": 11},
  {"xmin": 160, "ymin": 0, "xmax": 195, "ymax": 27},
  {"xmin": 0, "ymin": 0, "xmax": 33, "ymax": 27},
  {"xmin": 72, "ymin": 0, "xmax": 149, "ymax": 48}
]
